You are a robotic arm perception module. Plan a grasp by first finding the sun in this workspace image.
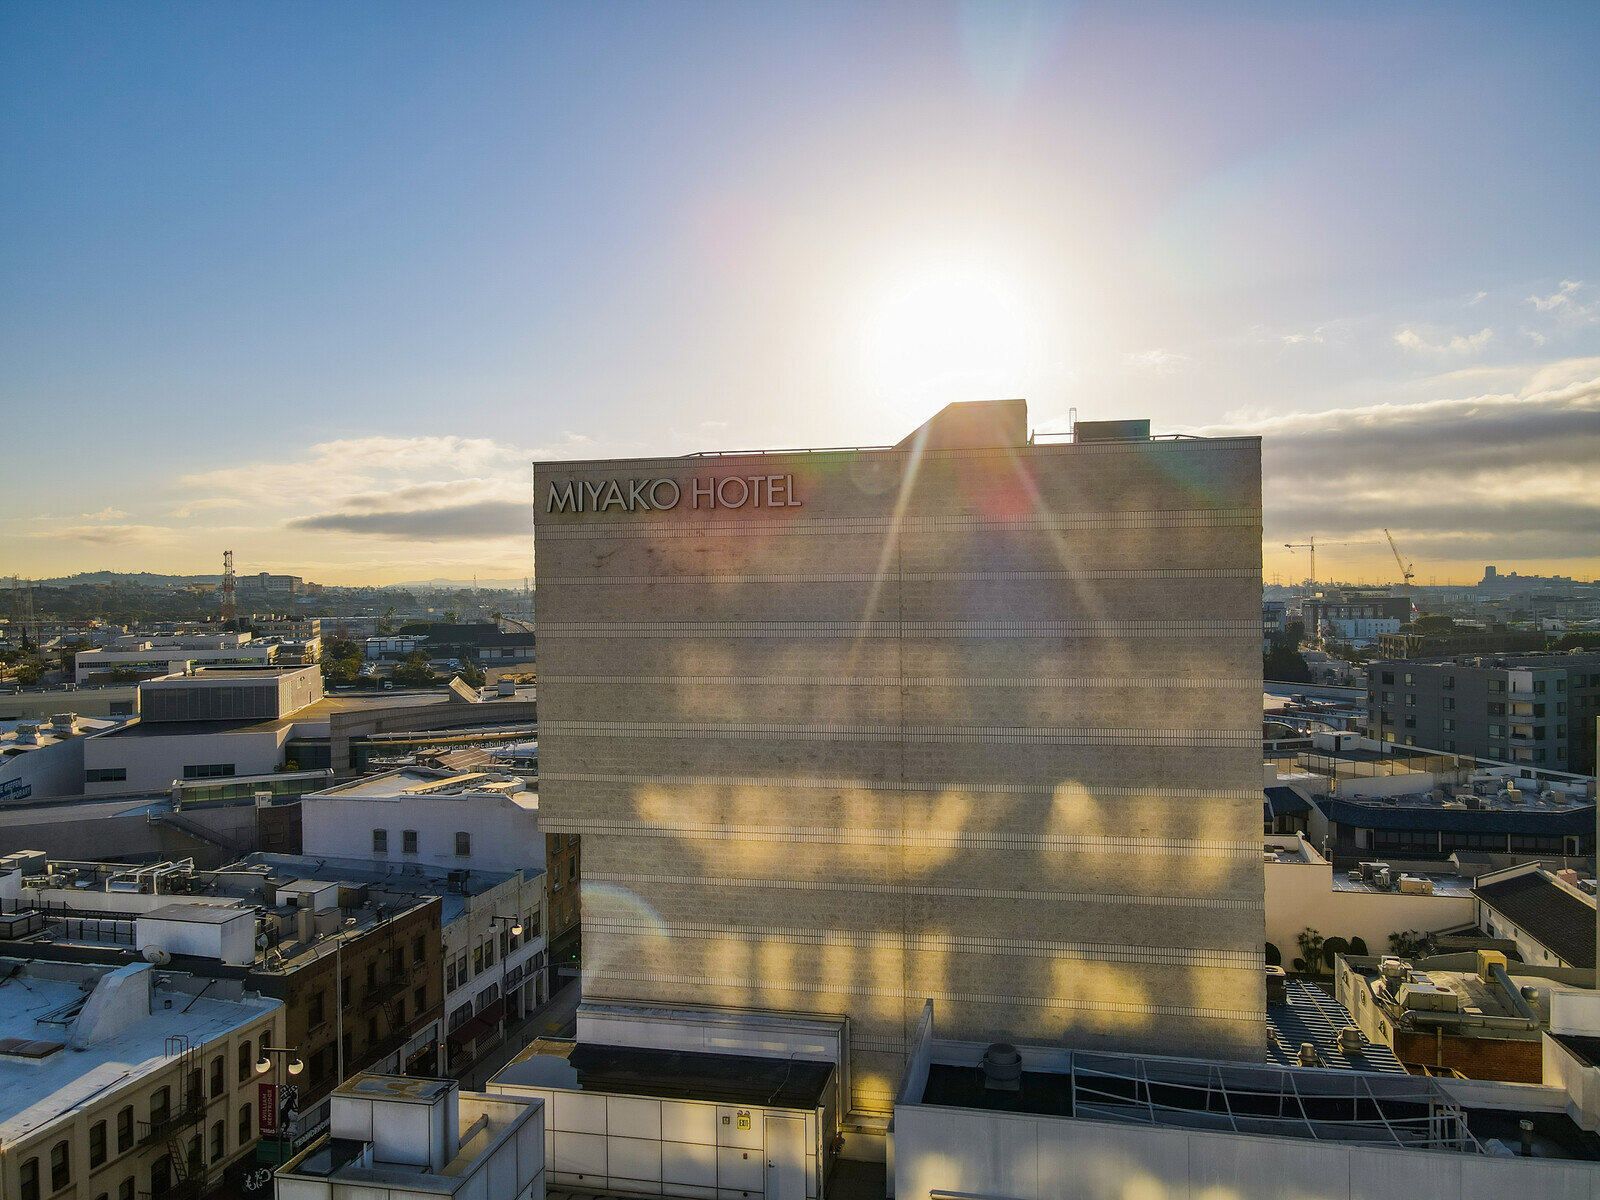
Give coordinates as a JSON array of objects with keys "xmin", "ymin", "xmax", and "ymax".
[{"xmin": 858, "ymin": 259, "xmax": 1040, "ymax": 403}]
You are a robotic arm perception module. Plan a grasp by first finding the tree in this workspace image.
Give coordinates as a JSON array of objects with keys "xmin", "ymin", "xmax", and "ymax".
[
  {"xmin": 1296, "ymin": 927, "xmax": 1326, "ymax": 974},
  {"xmin": 320, "ymin": 636, "xmax": 366, "ymax": 686},
  {"xmin": 1265, "ymin": 942, "xmax": 1282, "ymax": 967},
  {"xmin": 458, "ymin": 660, "xmax": 486, "ymax": 689},
  {"xmin": 1321, "ymin": 936, "xmax": 1350, "ymax": 970},
  {"xmin": 14, "ymin": 660, "xmax": 44, "ymax": 686},
  {"xmin": 1388, "ymin": 929, "xmax": 1429, "ymax": 959},
  {"xmin": 391, "ymin": 650, "xmax": 436, "ymax": 688},
  {"xmin": 1349, "ymin": 937, "xmax": 1369, "ymax": 957},
  {"xmin": 1264, "ymin": 644, "xmax": 1311, "ymax": 683}
]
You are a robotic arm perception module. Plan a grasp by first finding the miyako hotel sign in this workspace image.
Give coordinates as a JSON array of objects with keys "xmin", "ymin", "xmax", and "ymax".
[{"xmin": 546, "ymin": 474, "xmax": 802, "ymax": 513}]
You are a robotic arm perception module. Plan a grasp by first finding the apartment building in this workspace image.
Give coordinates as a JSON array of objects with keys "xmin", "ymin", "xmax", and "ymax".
[
  {"xmin": 1364, "ymin": 652, "xmax": 1600, "ymax": 774},
  {"xmin": 0, "ymin": 958, "xmax": 280, "ymax": 1200}
]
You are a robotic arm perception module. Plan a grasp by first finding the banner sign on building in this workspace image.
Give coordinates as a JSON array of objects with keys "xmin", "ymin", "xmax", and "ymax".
[{"xmin": 258, "ymin": 1082, "xmax": 279, "ymax": 1135}]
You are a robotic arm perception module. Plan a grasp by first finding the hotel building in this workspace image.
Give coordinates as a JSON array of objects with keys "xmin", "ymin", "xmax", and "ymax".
[{"xmin": 531, "ymin": 400, "xmax": 1265, "ymax": 1119}]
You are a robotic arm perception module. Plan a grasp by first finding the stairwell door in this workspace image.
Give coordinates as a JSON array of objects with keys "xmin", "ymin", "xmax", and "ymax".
[{"xmin": 764, "ymin": 1114, "xmax": 806, "ymax": 1200}]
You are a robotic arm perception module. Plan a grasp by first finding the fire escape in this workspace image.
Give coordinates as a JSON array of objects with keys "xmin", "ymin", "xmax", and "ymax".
[{"xmin": 138, "ymin": 1035, "xmax": 207, "ymax": 1200}]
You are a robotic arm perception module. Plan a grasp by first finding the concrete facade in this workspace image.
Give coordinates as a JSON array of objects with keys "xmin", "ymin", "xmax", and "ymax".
[{"xmin": 531, "ymin": 402, "xmax": 1266, "ymax": 1117}]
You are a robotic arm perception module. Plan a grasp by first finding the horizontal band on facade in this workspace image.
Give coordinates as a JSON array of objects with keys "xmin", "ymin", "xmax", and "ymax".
[
  {"xmin": 541, "ymin": 720, "xmax": 1260, "ymax": 747},
  {"xmin": 586, "ymin": 917, "xmax": 1263, "ymax": 970},
  {"xmin": 549, "ymin": 818, "xmax": 1261, "ymax": 858},
  {"xmin": 538, "ymin": 675, "xmax": 1262, "ymax": 689},
  {"xmin": 533, "ymin": 436, "xmax": 1258, "ymax": 477},
  {"xmin": 592, "ymin": 968, "xmax": 1262, "ymax": 1025},
  {"xmin": 536, "ymin": 566, "xmax": 1264, "ymax": 586},
  {"xmin": 538, "ymin": 618, "xmax": 1263, "ymax": 638},
  {"xmin": 536, "ymin": 507, "xmax": 1263, "ymax": 542},
  {"xmin": 590, "ymin": 870, "xmax": 1257, "ymax": 911},
  {"xmin": 537, "ymin": 771, "xmax": 1262, "ymax": 802}
]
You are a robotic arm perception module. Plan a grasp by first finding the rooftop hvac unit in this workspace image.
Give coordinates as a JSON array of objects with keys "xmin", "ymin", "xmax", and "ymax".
[{"xmin": 1397, "ymin": 982, "xmax": 1459, "ymax": 1013}]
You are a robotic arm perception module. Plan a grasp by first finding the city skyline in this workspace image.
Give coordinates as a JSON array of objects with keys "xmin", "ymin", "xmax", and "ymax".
[{"xmin": 4, "ymin": 2, "xmax": 1598, "ymax": 585}]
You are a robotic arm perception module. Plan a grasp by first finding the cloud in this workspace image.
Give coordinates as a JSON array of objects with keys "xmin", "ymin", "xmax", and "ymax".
[
  {"xmin": 1122, "ymin": 349, "xmax": 1193, "ymax": 373},
  {"xmin": 1196, "ymin": 366, "xmax": 1600, "ymax": 564},
  {"xmin": 1393, "ymin": 326, "xmax": 1493, "ymax": 354},
  {"xmin": 1530, "ymin": 280, "xmax": 1583, "ymax": 312},
  {"xmin": 78, "ymin": 507, "xmax": 128, "ymax": 520},
  {"xmin": 43, "ymin": 524, "xmax": 176, "ymax": 546},
  {"xmin": 286, "ymin": 500, "xmax": 530, "ymax": 541}
]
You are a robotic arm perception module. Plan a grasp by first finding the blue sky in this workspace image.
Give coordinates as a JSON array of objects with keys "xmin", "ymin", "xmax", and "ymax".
[{"xmin": 4, "ymin": 1, "xmax": 1597, "ymax": 585}]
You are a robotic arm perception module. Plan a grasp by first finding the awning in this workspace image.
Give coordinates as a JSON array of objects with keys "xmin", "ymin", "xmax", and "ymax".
[{"xmin": 446, "ymin": 999, "xmax": 505, "ymax": 1047}]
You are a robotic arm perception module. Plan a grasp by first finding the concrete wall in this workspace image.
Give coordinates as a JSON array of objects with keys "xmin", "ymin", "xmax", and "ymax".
[
  {"xmin": 82, "ymin": 725, "xmax": 290, "ymax": 794},
  {"xmin": 1265, "ymin": 856, "xmax": 1475, "ymax": 958},
  {"xmin": 301, "ymin": 792, "xmax": 546, "ymax": 875},
  {"xmin": 0, "ymin": 734, "xmax": 87, "ymax": 800},
  {"xmin": 533, "ymin": 427, "xmax": 1267, "ymax": 1116},
  {"xmin": 892, "ymin": 1099, "xmax": 1600, "ymax": 1200},
  {"xmin": 0, "ymin": 798, "xmax": 268, "ymax": 867}
]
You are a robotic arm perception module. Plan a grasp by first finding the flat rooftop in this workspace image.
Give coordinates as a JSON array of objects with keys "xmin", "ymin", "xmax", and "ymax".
[
  {"xmin": 498, "ymin": 1039, "xmax": 833, "ymax": 1109},
  {"xmin": 1332, "ymin": 871, "xmax": 1476, "ymax": 897},
  {"xmin": 313, "ymin": 768, "xmax": 538, "ymax": 810},
  {"xmin": 0, "ymin": 961, "xmax": 276, "ymax": 1143},
  {"xmin": 917, "ymin": 1046, "xmax": 1600, "ymax": 1160}
]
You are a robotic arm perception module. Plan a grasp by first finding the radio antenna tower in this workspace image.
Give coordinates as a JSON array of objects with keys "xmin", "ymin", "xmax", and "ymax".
[{"xmin": 221, "ymin": 550, "xmax": 237, "ymax": 625}]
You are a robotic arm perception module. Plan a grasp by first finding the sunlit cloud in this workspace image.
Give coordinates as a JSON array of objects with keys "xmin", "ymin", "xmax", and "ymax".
[{"xmin": 1392, "ymin": 326, "xmax": 1493, "ymax": 354}]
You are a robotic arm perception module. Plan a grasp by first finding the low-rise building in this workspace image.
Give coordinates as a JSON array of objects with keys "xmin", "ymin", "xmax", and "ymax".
[
  {"xmin": 0, "ymin": 711, "xmax": 120, "ymax": 801},
  {"xmin": 1336, "ymin": 950, "xmax": 1594, "ymax": 1083},
  {"xmin": 0, "ymin": 956, "xmax": 280, "ymax": 1200},
  {"xmin": 302, "ymin": 768, "xmax": 558, "ymax": 1002},
  {"xmin": 0, "ymin": 852, "xmax": 445, "ymax": 1160},
  {"xmin": 1475, "ymin": 863, "xmax": 1596, "ymax": 971},
  {"xmin": 73, "ymin": 632, "xmax": 283, "ymax": 685},
  {"xmin": 275, "ymin": 1074, "xmax": 544, "ymax": 1200},
  {"xmin": 892, "ymin": 998, "xmax": 1600, "ymax": 1200},
  {"xmin": 1263, "ymin": 833, "xmax": 1478, "ymax": 967}
]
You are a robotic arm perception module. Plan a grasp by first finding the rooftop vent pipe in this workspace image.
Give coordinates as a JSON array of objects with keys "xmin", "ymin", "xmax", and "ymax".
[{"xmin": 980, "ymin": 1043, "xmax": 1022, "ymax": 1093}]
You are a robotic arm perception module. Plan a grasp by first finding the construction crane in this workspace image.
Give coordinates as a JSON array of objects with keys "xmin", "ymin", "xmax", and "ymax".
[
  {"xmin": 1384, "ymin": 528, "xmax": 1416, "ymax": 599},
  {"xmin": 1281, "ymin": 538, "xmax": 1380, "ymax": 594}
]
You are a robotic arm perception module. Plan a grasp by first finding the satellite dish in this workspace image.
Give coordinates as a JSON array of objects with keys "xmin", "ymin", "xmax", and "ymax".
[
  {"xmin": 143, "ymin": 947, "xmax": 171, "ymax": 965},
  {"xmin": 256, "ymin": 933, "xmax": 270, "ymax": 949}
]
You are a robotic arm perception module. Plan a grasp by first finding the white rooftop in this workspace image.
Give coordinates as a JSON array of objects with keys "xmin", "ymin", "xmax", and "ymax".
[{"xmin": 0, "ymin": 960, "xmax": 278, "ymax": 1144}]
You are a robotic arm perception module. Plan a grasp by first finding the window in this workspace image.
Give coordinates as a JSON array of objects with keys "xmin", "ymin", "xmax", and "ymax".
[
  {"xmin": 211, "ymin": 1120, "xmax": 225, "ymax": 1162},
  {"xmin": 51, "ymin": 1140, "xmax": 69, "ymax": 1190},
  {"xmin": 188, "ymin": 1067, "xmax": 203, "ymax": 1107},
  {"xmin": 373, "ymin": 829, "xmax": 388, "ymax": 853},
  {"xmin": 1443, "ymin": 719, "xmax": 1455, "ymax": 732},
  {"xmin": 455, "ymin": 831, "xmax": 471, "ymax": 857},
  {"xmin": 367, "ymin": 1016, "xmax": 378, "ymax": 1045},
  {"xmin": 413, "ymin": 935, "xmax": 426, "ymax": 963},
  {"xmin": 484, "ymin": 939, "xmax": 496, "ymax": 968},
  {"xmin": 210, "ymin": 1054, "xmax": 224, "ymax": 1097},
  {"xmin": 500, "ymin": 927, "xmax": 510, "ymax": 958},
  {"xmin": 1403, "ymin": 716, "xmax": 1416, "ymax": 729},
  {"xmin": 1381, "ymin": 671, "xmax": 1395, "ymax": 685},
  {"xmin": 238, "ymin": 1040, "xmax": 252, "ymax": 1082},
  {"xmin": 309, "ymin": 990, "xmax": 325, "ymax": 1026},
  {"xmin": 1488, "ymin": 701, "xmax": 1506, "ymax": 715},
  {"xmin": 403, "ymin": 830, "xmax": 418, "ymax": 853},
  {"xmin": 1444, "ymin": 740, "xmax": 1456, "ymax": 752},
  {"xmin": 1404, "ymin": 736, "xmax": 1416, "ymax": 746},
  {"xmin": 527, "ymin": 910, "xmax": 539, "ymax": 936},
  {"xmin": 1534, "ymin": 703, "xmax": 1546, "ymax": 718},
  {"xmin": 20, "ymin": 1158, "xmax": 38, "ymax": 1200},
  {"xmin": 238, "ymin": 1104, "xmax": 251, "ymax": 1146},
  {"xmin": 415, "ymin": 984, "xmax": 427, "ymax": 1013},
  {"xmin": 365, "ymin": 961, "xmax": 376, "ymax": 991},
  {"xmin": 91, "ymin": 1120, "xmax": 107, "ymax": 1166},
  {"xmin": 1489, "ymin": 679, "xmax": 1506, "ymax": 693},
  {"xmin": 1381, "ymin": 691, "xmax": 1395, "ymax": 703},
  {"xmin": 117, "ymin": 1106, "xmax": 134, "ymax": 1152},
  {"xmin": 1404, "ymin": 672, "xmax": 1415, "ymax": 685},
  {"xmin": 151, "ymin": 1085, "xmax": 171, "ymax": 1124},
  {"xmin": 119, "ymin": 1179, "xmax": 134, "ymax": 1200},
  {"xmin": 1442, "ymin": 697, "xmax": 1455, "ymax": 710},
  {"xmin": 85, "ymin": 768, "xmax": 127, "ymax": 783},
  {"xmin": 447, "ymin": 957, "xmax": 457, "ymax": 991},
  {"xmin": 341, "ymin": 977, "xmax": 350, "ymax": 1007},
  {"xmin": 1533, "ymin": 680, "xmax": 1546, "ymax": 694},
  {"xmin": 1488, "ymin": 724, "xmax": 1505, "ymax": 738},
  {"xmin": 473, "ymin": 945, "xmax": 484, "ymax": 975},
  {"xmin": 1404, "ymin": 694, "xmax": 1416, "ymax": 707},
  {"xmin": 1442, "ymin": 674, "xmax": 1455, "ymax": 689},
  {"xmin": 182, "ymin": 763, "xmax": 235, "ymax": 779}
]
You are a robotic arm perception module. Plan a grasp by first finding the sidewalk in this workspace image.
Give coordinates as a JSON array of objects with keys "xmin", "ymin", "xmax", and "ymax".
[{"xmin": 455, "ymin": 974, "xmax": 581, "ymax": 1090}]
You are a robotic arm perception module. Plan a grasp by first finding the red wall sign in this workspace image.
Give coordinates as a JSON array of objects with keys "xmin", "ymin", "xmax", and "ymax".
[{"xmin": 258, "ymin": 1082, "xmax": 279, "ymax": 1136}]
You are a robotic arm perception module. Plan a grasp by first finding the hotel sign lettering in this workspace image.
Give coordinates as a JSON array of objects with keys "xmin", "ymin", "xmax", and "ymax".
[{"xmin": 546, "ymin": 474, "xmax": 802, "ymax": 513}]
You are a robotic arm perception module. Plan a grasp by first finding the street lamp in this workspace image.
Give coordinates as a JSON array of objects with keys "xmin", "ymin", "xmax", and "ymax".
[
  {"xmin": 489, "ymin": 915, "xmax": 523, "ymax": 1039},
  {"xmin": 255, "ymin": 1045, "xmax": 304, "ymax": 1166}
]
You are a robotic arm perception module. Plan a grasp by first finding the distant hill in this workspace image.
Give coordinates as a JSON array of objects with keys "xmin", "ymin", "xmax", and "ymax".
[{"xmin": 30, "ymin": 571, "xmax": 221, "ymax": 587}]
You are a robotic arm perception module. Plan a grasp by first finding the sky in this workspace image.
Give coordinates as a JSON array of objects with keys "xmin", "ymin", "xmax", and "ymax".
[{"xmin": 3, "ymin": 1, "xmax": 1598, "ymax": 588}]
